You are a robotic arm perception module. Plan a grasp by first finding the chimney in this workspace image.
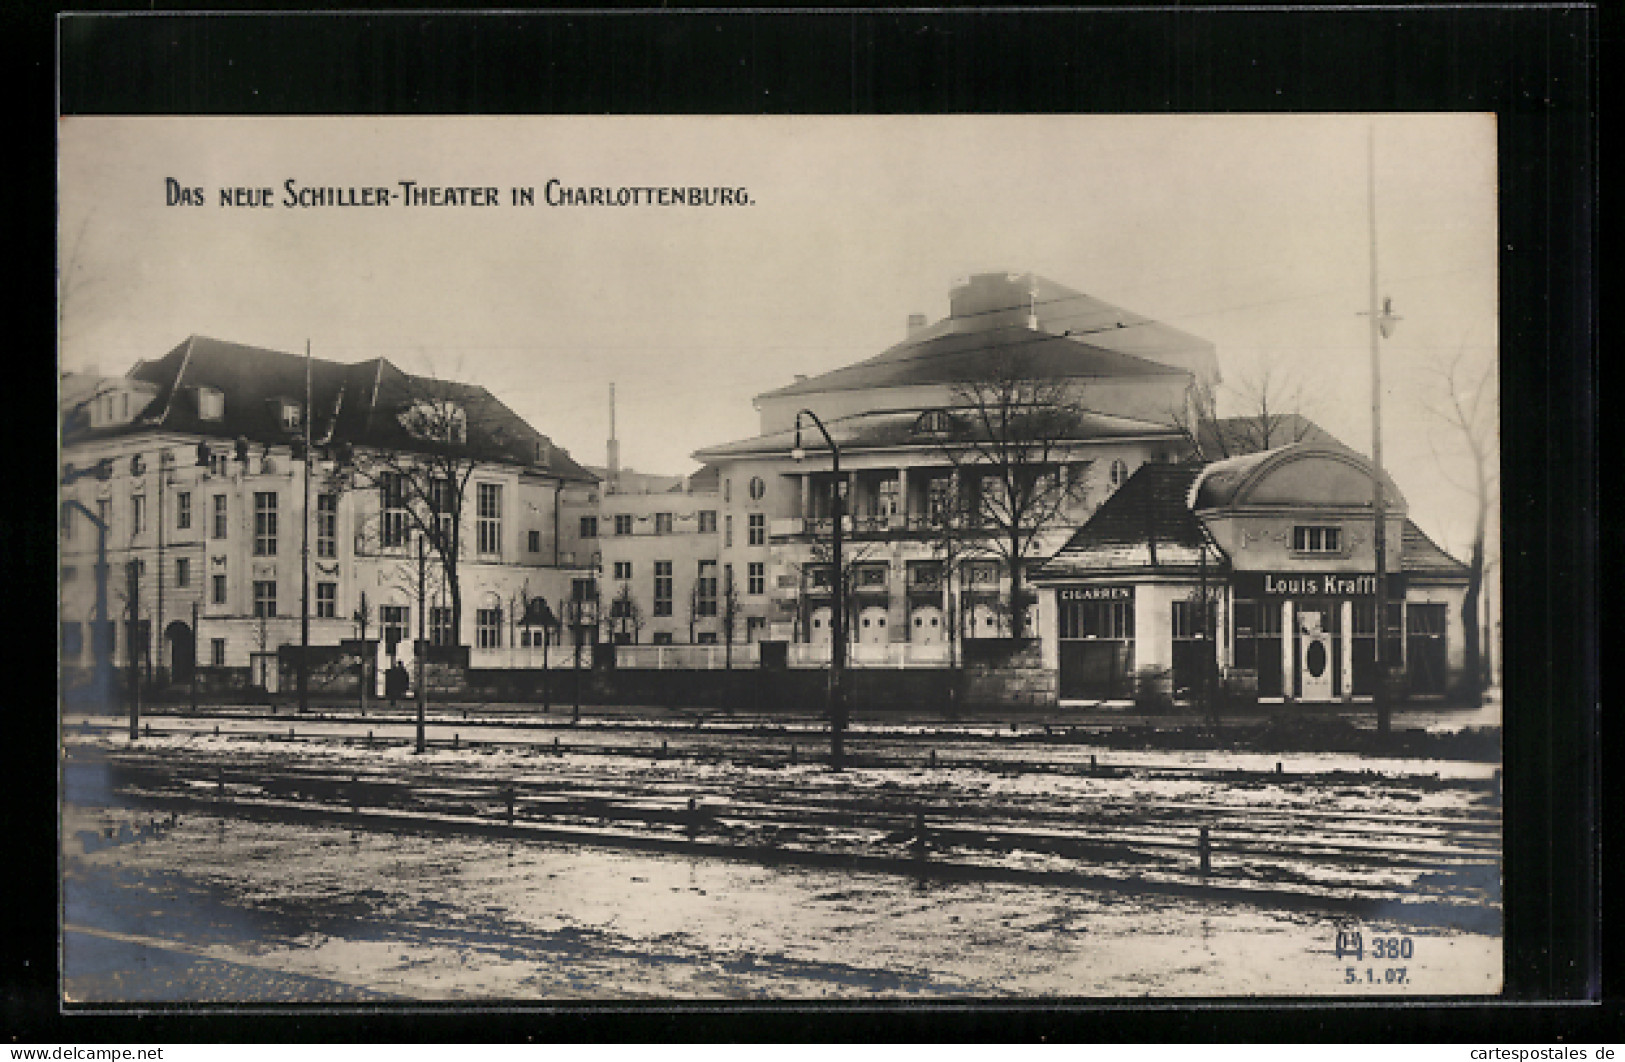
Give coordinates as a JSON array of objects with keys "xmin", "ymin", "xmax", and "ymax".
[
  {"xmin": 907, "ymin": 313, "xmax": 927, "ymax": 337},
  {"xmin": 606, "ymin": 383, "xmax": 620, "ymax": 492}
]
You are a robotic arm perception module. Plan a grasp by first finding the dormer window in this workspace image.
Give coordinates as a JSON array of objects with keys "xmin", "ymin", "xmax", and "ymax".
[
  {"xmin": 279, "ymin": 400, "xmax": 302, "ymax": 432},
  {"xmin": 196, "ymin": 387, "xmax": 225, "ymax": 421},
  {"xmin": 915, "ymin": 409, "xmax": 952, "ymax": 435},
  {"xmin": 399, "ymin": 399, "xmax": 467, "ymax": 445}
]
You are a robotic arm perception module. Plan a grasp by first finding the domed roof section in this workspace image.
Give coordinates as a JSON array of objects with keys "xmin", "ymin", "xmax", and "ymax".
[{"xmin": 1189, "ymin": 442, "xmax": 1406, "ymax": 513}]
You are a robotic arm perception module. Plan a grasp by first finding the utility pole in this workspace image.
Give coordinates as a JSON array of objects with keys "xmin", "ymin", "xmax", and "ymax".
[
  {"xmin": 126, "ymin": 559, "xmax": 140, "ymax": 741},
  {"xmin": 415, "ymin": 534, "xmax": 427, "ymax": 753},
  {"xmin": 1364, "ymin": 125, "xmax": 1402, "ymax": 740},
  {"xmin": 298, "ymin": 340, "xmax": 312, "ymax": 713}
]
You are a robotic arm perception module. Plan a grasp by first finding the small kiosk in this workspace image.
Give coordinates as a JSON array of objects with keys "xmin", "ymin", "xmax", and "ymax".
[{"xmin": 1034, "ymin": 443, "xmax": 1470, "ymax": 705}]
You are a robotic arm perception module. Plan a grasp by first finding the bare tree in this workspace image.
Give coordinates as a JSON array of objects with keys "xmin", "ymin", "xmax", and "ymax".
[
  {"xmin": 609, "ymin": 582, "xmax": 644, "ymax": 645},
  {"xmin": 351, "ymin": 375, "xmax": 498, "ymax": 645},
  {"xmin": 931, "ymin": 355, "xmax": 1092, "ymax": 639},
  {"xmin": 1167, "ymin": 361, "xmax": 1323, "ymax": 462},
  {"xmin": 1421, "ymin": 342, "xmax": 1498, "ymax": 696},
  {"xmin": 793, "ymin": 540, "xmax": 884, "ymax": 645}
]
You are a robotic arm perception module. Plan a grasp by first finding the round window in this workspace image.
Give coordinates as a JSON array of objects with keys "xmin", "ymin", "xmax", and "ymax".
[
  {"xmin": 748, "ymin": 476, "xmax": 766, "ymax": 500},
  {"xmin": 1306, "ymin": 640, "xmax": 1329, "ymax": 678}
]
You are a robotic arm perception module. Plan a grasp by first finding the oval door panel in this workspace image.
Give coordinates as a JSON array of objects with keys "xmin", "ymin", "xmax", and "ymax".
[{"xmin": 1306, "ymin": 639, "xmax": 1329, "ymax": 678}]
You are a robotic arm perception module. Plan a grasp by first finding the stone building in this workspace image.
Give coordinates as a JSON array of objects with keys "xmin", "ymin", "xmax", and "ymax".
[
  {"xmin": 1032, "ymin": 442, "xmax": 1471, "ymax": 704},
  {"xmin": 58, "ymin": 336, "xmax": 598, "ymax": 697},
  {"xmin": 691, "ymin": 271, "xmax": 1219, "ymax": 663}
]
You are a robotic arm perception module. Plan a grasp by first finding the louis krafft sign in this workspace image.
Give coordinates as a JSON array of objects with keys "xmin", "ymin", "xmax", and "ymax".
[
  {"xmin": 1058, "ymin": 586, "xmax": 1133, "ymax": 602},
  {"xmin": 1237, "ymin": 573, "xmax": 1405, "ymax": 597}
]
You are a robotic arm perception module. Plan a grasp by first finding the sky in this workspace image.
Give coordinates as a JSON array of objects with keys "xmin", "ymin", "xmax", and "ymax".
[{"xmin": 57, "ymin": 114, "xmax": 1498, "ymax": 559}]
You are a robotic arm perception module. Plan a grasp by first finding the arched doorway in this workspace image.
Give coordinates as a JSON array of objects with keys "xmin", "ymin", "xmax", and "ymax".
[{"xmin": 165, "ymin": 620, "xmax": 194, "ymax": 685}]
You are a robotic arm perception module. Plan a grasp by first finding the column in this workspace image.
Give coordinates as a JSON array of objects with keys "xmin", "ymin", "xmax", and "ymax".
[
  {"xmin": 1280, "ymin": 600, "xmax": 1295, "ymax": 701},
  {"xmin": 799, "ymin": 473, "xmax": 810, "ymax": 522},
  {"xmin": 895, "ymin": 466, "xmax": 910, "ymax": 529},
  {"xmin": 1340, "ymin": 600, "xmax": 1355, "ymax": 702}
]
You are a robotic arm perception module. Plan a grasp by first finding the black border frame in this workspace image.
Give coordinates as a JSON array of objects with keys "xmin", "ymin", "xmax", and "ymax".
[{"xmin": 17, "ymin": 4, "xmax": 1602, "ymax": 1043}]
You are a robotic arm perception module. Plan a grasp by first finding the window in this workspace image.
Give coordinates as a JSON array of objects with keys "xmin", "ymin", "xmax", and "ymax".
[
  {"xmin": 654, "ymin": 512, "xmax": 673, "ymax": 536},
  {"xmin": 253, "ymin": 492, "xmax": 277, "ymax": 556},
  {"xmin": 476, "ymin": 608, "xmax": 503, "ymax": 648},
  {"xmin": 653, "ymin": 560, "xmax": 673, "ymax": 616},
  {"xmin": 698, "ymin": 510, "xmax": 717, "ymax": 534},
  {"xmin": 528, "ymin": 529, "xmax": 541, "ymax": 553},
  {"xmin": 279, "ymin": 400, "xmax": 302, "ymax": 432},
  {"xmin": 653, "ymin": 631, "xmax": 674, "ymax": 645},
  {"xmin": 724, "ymin": 514, "xmax": 733, "ymax": 548},
  {"xmin": 131, "ymin": 495, "xmax": 145, "ymax": 536},
  {"xmin": 697, "ymin": 631, "xmax": 719, "ymax": 645},
  {"xmin": 212, "ymin": 573, "xmax": 227, "ymax": 605},
  {"xmin": 198, "ymin": 387, "xmax": 225, "ymax": 421},
  {"xmin": 476, "ymin": 483, "xmax": 503, "ymax": 556},
  {"xmin": 317, "ymin": 494, "xmax": 338, "ymax": 558},
  {"xmin": 614, "ymin": 561, "xmax": 632, "ymax": 580},
  {"xmin": 748, "ymin": 476, "xmax": 766, "ymax": 501},
  {"xmin": 175, "ymin": 558, "xmax": 190, "ymax": 588},
  {"xmin": 176, "ymin": 491, "xmax": 192, "ymax": 530},
  {"xmin": 210, "ymin": 638, "xmax": 226, "ymax": 667},
  {"xmin": 878, "ymin": 478, "xmax": 901, "ymax": 517},
  {"xmin": 212, "ymin": 495, "xmax": 228, "ymax": 539},
  {"xmin": 316, "ymin": 582, "xmax": 337, "ymax": 619},
  {"xmin": 1109, "ymin": 458, "xmax": 1130, "ymax": 490},
  {"xmin": 614, "ymin": 514, "xmax": 634, "ymax": 536},
  {"xmin": 571, "ymin": 578, "xmax": 597, "ymax": 603},
  {"xmin": 723, "ymin": 479, "xmax": 731, "ymax": 503},
  {"xmin": 252, "ymin": 580, "xmax": 277, "ymax": 618},
  {"xmin": 430, "ymin": 606, "xmax": 454, "ymax": 646},
  {"xmin": 1060, "ymin": 599, "xmax": 1134, "ymax": 640},
  {"xmin": 695, "ymin": 560, "xmax": 718, "ymax": 617},
  {"xmin": 580, "ymin": 515, "xmax": 598, "ymax": 538},
  {"xmin": 748, "ymin": 562, "xmax": 765, "ymax": 596},
  {"xmin": 428, "ymin": 478, "xmax": 454, "ymax": 549},
  {"xmin": 380, "ymin": 605, "xmax": 408, "ymax": 656},
  {"xmin": 1292, "ymin": 525, "xmax": 1343, "ymax": 553},
  {"xmin": 915, "ymin": 409, "xmax": 951, "ymax": 434},
  {"xmin": 748, "ymin": 513, "xmax": 766, "ymax": 546},
  {"xmin": 380, "ymin": 473, "xmax": 408, "ymax": 548}
]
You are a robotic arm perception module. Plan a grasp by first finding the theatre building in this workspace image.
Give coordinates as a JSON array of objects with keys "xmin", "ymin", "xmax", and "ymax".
[{"xmin": 1032, "ymin": 443, "xmax": 1472, "ymax": 704}]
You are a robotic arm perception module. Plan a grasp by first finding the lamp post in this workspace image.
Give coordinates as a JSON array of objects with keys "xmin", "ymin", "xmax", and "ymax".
[
  {"xmin": 60, "ymin": 489, "xmax": 113, "ymax": 715},
  {"xmin": 791, "ymin": 408, "xmax": 846, "ymax": 769},
  {"xmin": 1364, "ymin": 125, "xmax": 1403, "ymax": 739},
  {"xmin": 297, "ymin": 341, "xmax": 313, "ymax": 714}
]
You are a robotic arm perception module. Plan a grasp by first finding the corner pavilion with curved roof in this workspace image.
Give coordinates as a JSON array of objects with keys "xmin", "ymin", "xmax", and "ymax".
[{"xmin": 1032, "ymin": 441, "xmax": 1471, "ymax": 705}]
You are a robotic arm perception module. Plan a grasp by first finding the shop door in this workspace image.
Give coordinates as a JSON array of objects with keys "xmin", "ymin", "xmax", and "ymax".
[
  {"xmin": 1406, "ymin": 603, "xmax": 1449, "ymax": 695},
  {"xmin": 1298, "ymin": 610, "xmax": 1334, "ymax": 701}
]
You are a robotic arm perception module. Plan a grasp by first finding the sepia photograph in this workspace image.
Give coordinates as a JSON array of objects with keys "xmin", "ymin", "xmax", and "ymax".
[{"xmin": 56, "ymin": 113, "xmax": 1504, "ymax": 1004}]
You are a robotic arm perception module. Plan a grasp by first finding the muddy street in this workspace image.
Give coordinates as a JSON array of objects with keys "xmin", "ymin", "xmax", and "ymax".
[{"xmin": 61, "ymin": 713, "xmax": 1502, "ymax": 1001}]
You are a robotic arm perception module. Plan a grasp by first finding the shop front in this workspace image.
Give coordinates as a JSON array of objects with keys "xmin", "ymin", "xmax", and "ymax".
[
  {"xmin": 1055, "ymin": 585, "xmax": 1135, "ymax": 701},
  {"xmin": 1230, "ymin": 571, "xmax": 1407, "ymax": 701}
]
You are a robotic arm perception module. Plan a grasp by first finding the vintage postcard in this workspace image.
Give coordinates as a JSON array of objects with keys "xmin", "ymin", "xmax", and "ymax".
[{"xmin": 57, "ymin": 114, "xmax": 1502, "ymax": 1003}]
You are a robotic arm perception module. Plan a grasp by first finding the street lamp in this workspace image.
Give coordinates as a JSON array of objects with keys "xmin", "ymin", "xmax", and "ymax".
[{"xmin": 792, "ymin": 408, "xmax": 847, "ymax": 769}]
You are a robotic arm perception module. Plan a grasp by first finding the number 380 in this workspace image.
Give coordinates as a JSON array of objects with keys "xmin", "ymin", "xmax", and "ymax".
[{"xmin": 1372, "ymin": 937, "xmax": 1414, "ymax": 959}]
